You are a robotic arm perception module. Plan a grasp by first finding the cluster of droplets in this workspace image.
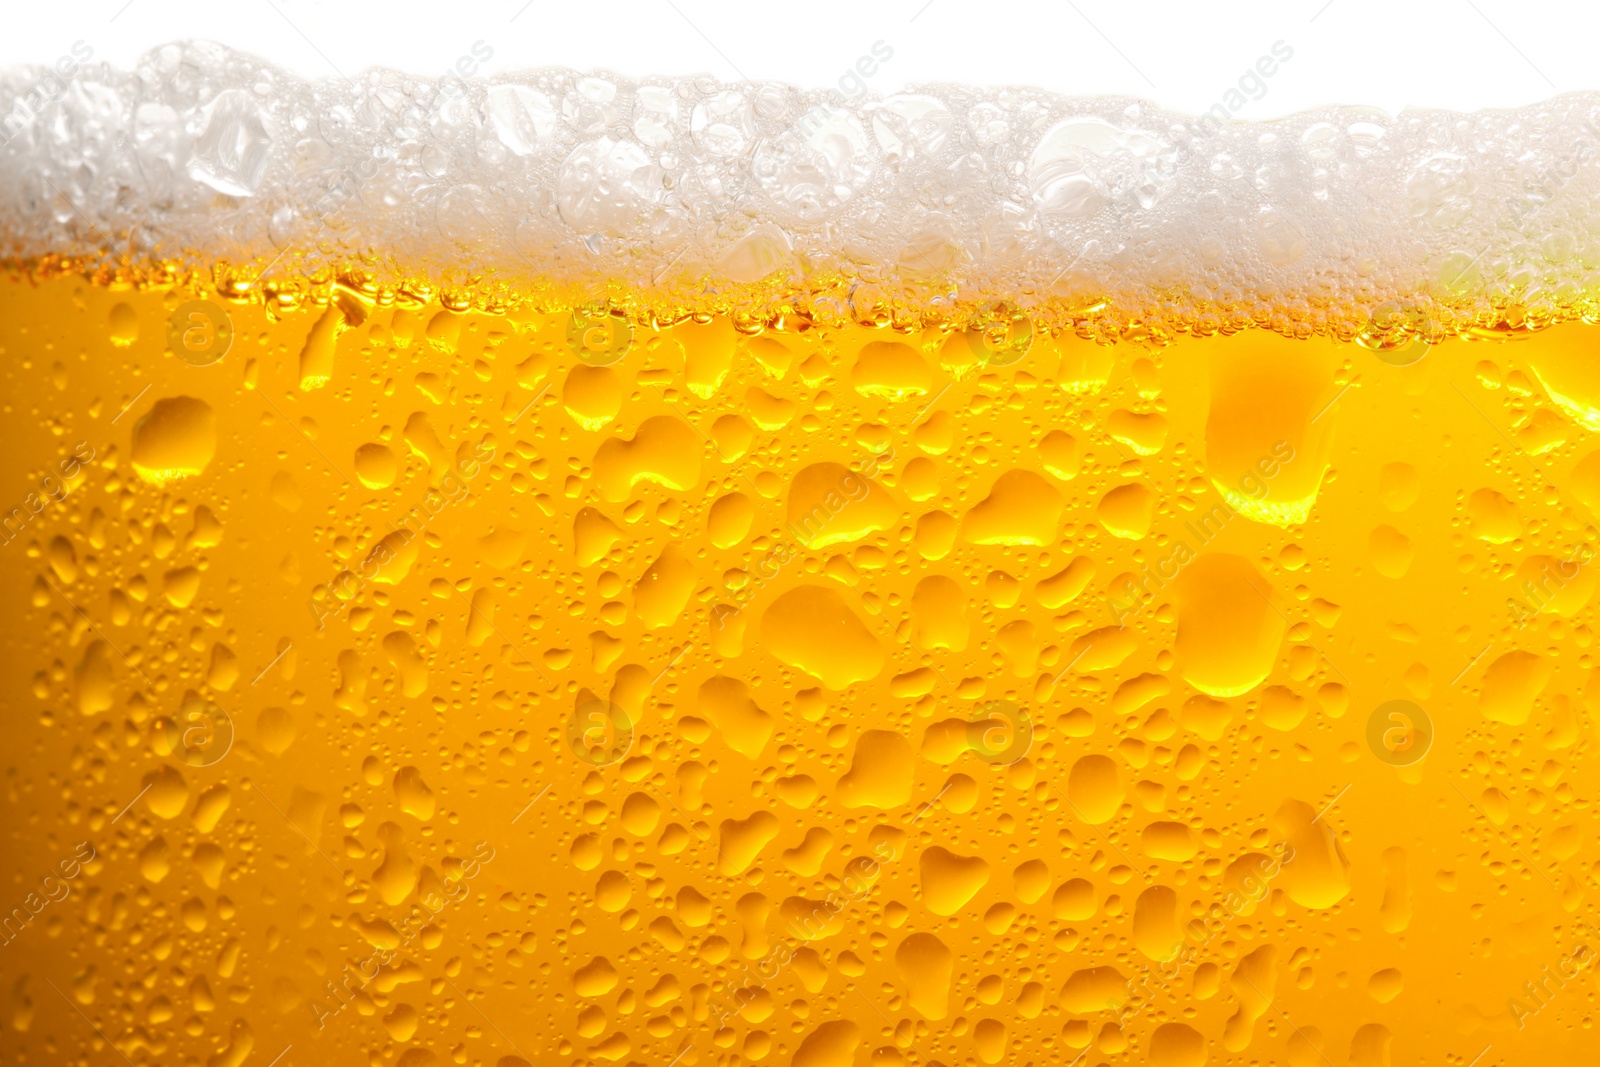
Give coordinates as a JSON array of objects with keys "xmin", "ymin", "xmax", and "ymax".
[{"xmin": 10, "ymin": 42, "xmax": 1600, "ymax": 334}]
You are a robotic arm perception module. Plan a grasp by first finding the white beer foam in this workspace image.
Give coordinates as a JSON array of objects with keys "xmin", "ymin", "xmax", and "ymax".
[{"xmin": 3, "ymin": 40, "xmax": 1599, "ymax": 331}]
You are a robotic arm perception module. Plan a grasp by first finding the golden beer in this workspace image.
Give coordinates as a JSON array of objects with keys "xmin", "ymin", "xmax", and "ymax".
[{"xmin": 3, "ymin": 43, "xmax": 1600, "ymax": 1067}]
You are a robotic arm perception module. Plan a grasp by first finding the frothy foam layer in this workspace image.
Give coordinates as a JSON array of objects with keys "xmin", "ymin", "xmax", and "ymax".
[{"xmin": 5, "ymin": 40, "xmax": 1600, "ymax": 337}]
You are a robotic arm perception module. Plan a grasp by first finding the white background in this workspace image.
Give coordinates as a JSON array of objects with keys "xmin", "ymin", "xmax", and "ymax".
[{"xmin": 1, "ymin": 0, "xmax": 1594, "ymax": 117}]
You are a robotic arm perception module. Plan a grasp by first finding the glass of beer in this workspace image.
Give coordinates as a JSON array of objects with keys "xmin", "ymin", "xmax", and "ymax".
[{"xmin": 3, "ymin": 32, "xmax": 1598, "ymax": 1067}]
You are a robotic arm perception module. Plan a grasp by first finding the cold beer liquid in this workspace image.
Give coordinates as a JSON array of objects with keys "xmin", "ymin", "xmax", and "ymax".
[{"xmin": 2, "ymin": 44, "xmax": 1600, "ymax": 1067}]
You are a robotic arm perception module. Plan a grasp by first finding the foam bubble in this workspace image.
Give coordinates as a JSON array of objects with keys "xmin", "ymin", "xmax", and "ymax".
[{"xmin": 6, "ymin": 40, "xmax": 1600, "ymax": 337}]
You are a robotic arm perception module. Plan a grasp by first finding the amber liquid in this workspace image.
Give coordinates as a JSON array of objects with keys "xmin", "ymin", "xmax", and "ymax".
[{"xmin": 2, "ymin": 269, "xmax": 1597, "ymax": 1067}]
